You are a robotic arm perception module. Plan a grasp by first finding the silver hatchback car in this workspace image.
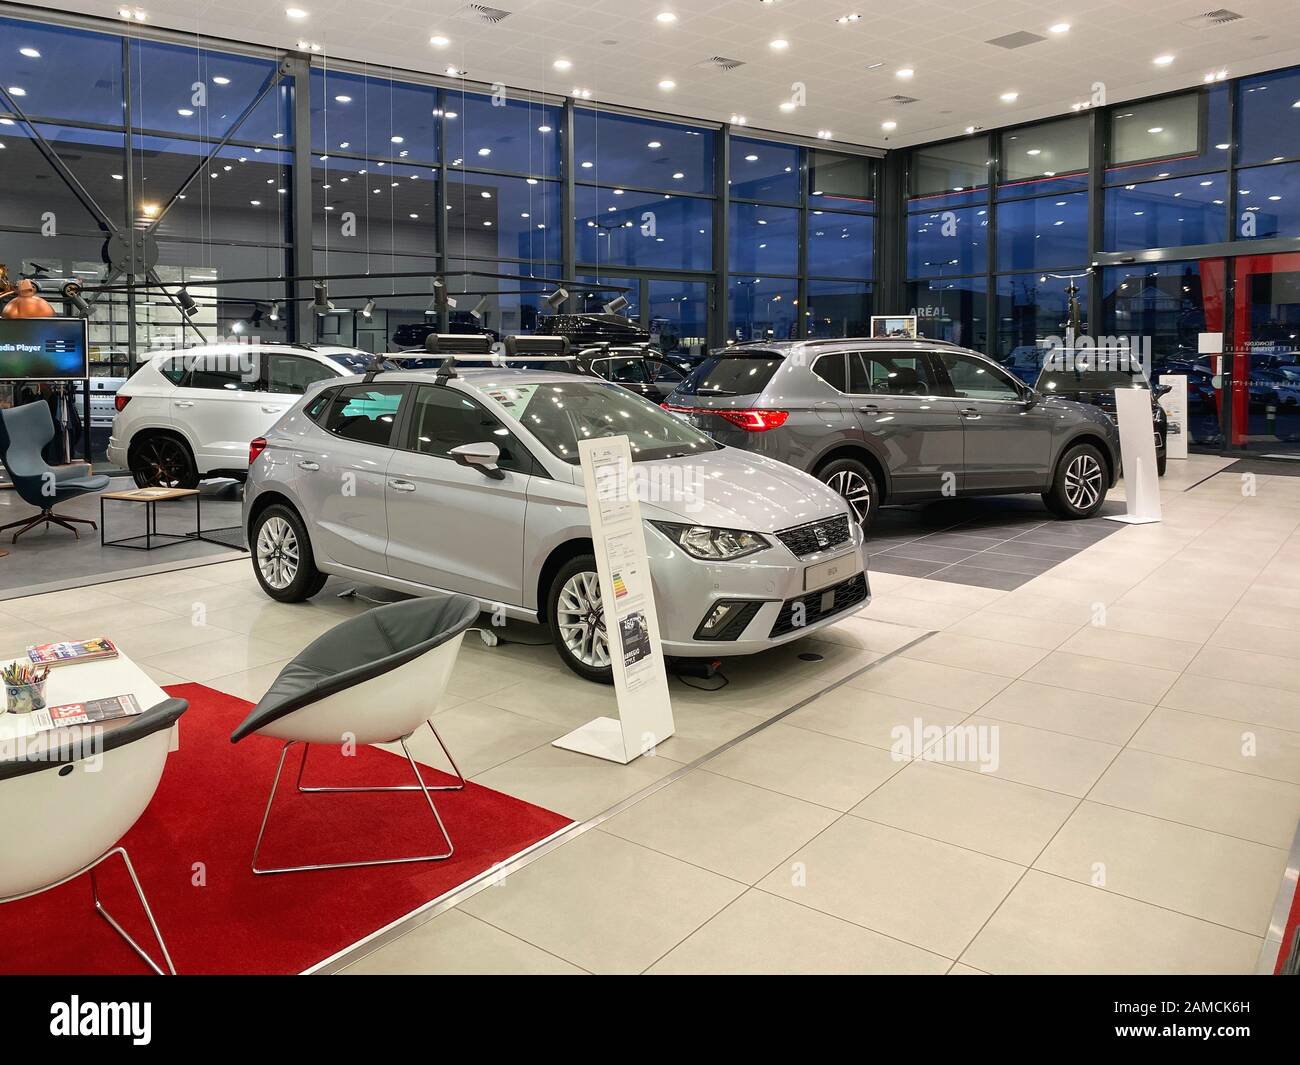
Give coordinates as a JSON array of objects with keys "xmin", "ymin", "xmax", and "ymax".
[{"xmin": 243, "ymin": 366, "xmax": 868, "ymax": 683}]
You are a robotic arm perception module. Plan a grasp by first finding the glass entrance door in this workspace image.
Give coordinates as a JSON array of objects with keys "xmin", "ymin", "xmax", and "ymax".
[{"xmin": 1230, "ymin": 252, "xmax": 1300, "ymax": 452}]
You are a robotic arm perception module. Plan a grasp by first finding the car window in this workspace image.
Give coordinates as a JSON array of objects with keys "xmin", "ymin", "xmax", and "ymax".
[
  {"xmin": 159, "ymin": 357, "xmax": 188, "ymax": 385},
  {"xmin": 265, "ymin": 353, "xmax": 337, "ymax": 395},
  {"xmin": 319, "ymin": 384, "xmax": 406, "ymax": 446},
  {"xmin": 677, "ymin": 351, "xmax": 783, "ymax": 397},
  {"xmin": 647, "ymin": 359, "xmax": 685, "ymax": 384},
  {"xmin": 848, "ymin": 353, "xmax": 938, "ymax": 396},
  {"xmin": 407, "ymin": 386, "xmax": 529, "ymax": 473},
  {"xmin": 940, "ymin": 352, "xmax": 1021, "ymax": 401},
  {"xmin": 812, "ymin": 353, "xmax": 847, "ymax": 392},
  {"xmin": 184, "ymin": 352, "xmax": 258, "ymax": 392},
  {"xmin": 594, "ymin": 357, "xmax": 649, "ymax": 384}
]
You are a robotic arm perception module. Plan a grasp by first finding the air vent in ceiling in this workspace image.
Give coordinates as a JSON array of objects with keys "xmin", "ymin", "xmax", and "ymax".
[
  {"xmin": 1180, "ymin": 8, "xmax": 1244, "ymax": 29},
  {"xmin": 694, "ymin": 55, "xmax": 746, "ymax": 72},
  {"xmin": 986, "ymin": 30, "xmax": 1047, "ymax": 49},
  {"xmin": 880, "ymin": 94, "xmax": 919, "ymax": 105},
  {"xmin": 452, "ymin": 3, "xmax": 512, "ymax": 25}
]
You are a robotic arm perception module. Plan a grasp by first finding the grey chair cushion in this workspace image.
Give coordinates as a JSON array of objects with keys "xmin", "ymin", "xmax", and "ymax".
[
  {"xmin": 230, "ymin": 595, "xmax": 481, "ymax": 743},
  {"xmin": 0, "ymin": 697, "xmax": 188, "ymax": 781}
]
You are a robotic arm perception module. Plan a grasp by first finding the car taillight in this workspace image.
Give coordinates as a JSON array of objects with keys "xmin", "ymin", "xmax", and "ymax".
[
  {"xmin": 248, "ymin": 437, "xmax": 268, "ymax": 466},
  {"xmin": 715, "ymin": 409, "xmax": 790, "ymax": 432},
  {"xmin": 114, "ymin": 394, "xmax": 131, "ymax": 412}
]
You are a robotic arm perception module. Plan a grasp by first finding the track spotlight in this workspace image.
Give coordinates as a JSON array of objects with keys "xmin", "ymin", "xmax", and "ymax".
[
  {"xmin": 312, "ymin": 281, "xmax": 334, "ymax": 315},
  {"xmin": 361, "ymin": 297, "xmax": 375, "ymax": 318},
  {"xmin": 469, "ymin": 296, "xmax": 488, "ymax": 320},
  {"xmin": 268, "ymin": 301, "xmax": 280, "ymax": 321},
  {"xmin": 60, "ymin": 281, "xmax": 91, "ymax": 317},
  {"xmin": 602, "ymin": 294, "xmax": 630, "ymax": 316},
  {"xmin": 545, "ymin": 286, "xmax": 569, "ymax": 310},
  {"xmin": 177, "ymin": 286, "xmax": 199, "ymax": 316}
]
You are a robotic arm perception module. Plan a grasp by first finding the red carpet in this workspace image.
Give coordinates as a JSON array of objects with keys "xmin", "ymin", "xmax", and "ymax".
[{"xmin": 0, "ymin": 683, "xmax": 570, "ymax": 975}]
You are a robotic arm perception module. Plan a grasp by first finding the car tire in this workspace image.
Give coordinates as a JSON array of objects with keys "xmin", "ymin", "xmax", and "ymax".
[
  {"xmin": 1043, "ymin": 442, "xmax": 1108, "ymax": 520},
  {"xmin": 129, "ymin": 433, "xmax": 199, "ymax": 489},
  {"xmin": 816, "ymin": 457, "xmax": 880, "ymax": 526},
  {"xmin": 548, "ymin": 554, "xmax": 614, "ymax": 685},
  {"xmin": 250, "ymin": 503, "xmax": 327, "ymax": 603}
]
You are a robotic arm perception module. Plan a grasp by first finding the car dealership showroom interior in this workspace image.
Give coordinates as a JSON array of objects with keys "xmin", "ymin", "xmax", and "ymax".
[{"xmin": 3, "ymin": 0, "xmax": 1300, "ymax": 999}]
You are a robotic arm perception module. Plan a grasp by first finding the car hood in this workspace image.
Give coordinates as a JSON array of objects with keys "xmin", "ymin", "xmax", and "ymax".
[{"xmin": 636, "ymin": 447, "xmax": 851, "ymax": 532}]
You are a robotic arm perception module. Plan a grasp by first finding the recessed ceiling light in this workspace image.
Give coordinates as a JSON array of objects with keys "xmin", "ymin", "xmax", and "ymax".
[
  {"xmin": 745, "ymin": 154, "xmax": 759, "ymax": 161},
  {"xmin": 177, "ymin": 108, "xmax": 193, "ymax": 116},
  {"xmin": 1027, "ymin": 148, "xmax": 1041, "ymax": 155},
  {"xmin": 553, "ymin": 59, "xmax": 572, "ymax": 70},
  {"xmin": 1153, "ymin": 54, "xmax": 1174, "ymax": 66},
  {"xmin": 656, "ymin": 11, "xmax": 677, "ymax": 22},
  {"xmin": 430, "ymin": 35, "xmax": 449, "ymax": 47},
  {"xmin": 19, "ymin": 48, "xmax": 40, "ymax": 58},
  {"xmin": 731, "ymin": 114, "xmax": 747, "ymax": 125},
  {"xmin": 1000, "ymin": 91, "xmax": 1018, "ymax": 102},
  {"xmin": 658, "ymin": 79, "xmax": 676, "ymax": 90},
  {"xmin": 779, "ymin": 101, "xmax": 796, "ymax": 112},
  {"xmin": 538, "ymin": 124, "xmax": 552, "ymax": 133},
  {"xmin": 835, "ymin": 14, "xmax": 861, "ymax": 24},
  {"xmin": 212, "ymin": 75, "xmax": 230, "ymax": 85},
  {"xmin": 478, "ymin": 147, "xmax": 492, "ymax": 156},
  {"xmin": 881, "ymin": 120, "xmax": 897, "ymax": 131},
  {"xmin": 817, "ymin": 129, "xmax": 832, "ymax": 139},
  {"xmin": 334, "ymin": 95, "xmax": 351, "ymax": 103},
  {"xmin": 896, "ymin": 67, "xmax": 913, "ymax": 78},
  {"xmin": 285, "ymin": 6, "xmax": 307, "ymax": 18},
  {"xmin": 581, "ymin": 160, "xmax": 594, "ymax": 168},
  {"xmin": 8, "ymin": 87, "xmax": 26, "ymax": 97},
  {"xmin": 647, "ymin": 140, "xmax": 662, "ymax": 149},
  {"xmin": 672, "ymin": 171, "xmax": 685, "ymax": 179},
  {"xmin": 1148, "ymin": 126, "xmax": 1163, "ymax": 134},
  {"xmin": 446, "ymin": 66, "xmax": 463, "ymax": 77},
  {"xmin": 964, "ymin": 126, "xmax": 976, "ymax": 134},
  {"xmin": 770, "ymin": 39, "xmax": 789, "ymax": 50},
  {"xmin": 1049, "ymin": 22, "xmax": 1070, "ymax": 34},
  {"xmin": 391, "ymin": 135, "xmax": 404, "ymax": 144},
  {"xmin": 130, "ymin": 7, "xmax": 146, "ymax": 18}
]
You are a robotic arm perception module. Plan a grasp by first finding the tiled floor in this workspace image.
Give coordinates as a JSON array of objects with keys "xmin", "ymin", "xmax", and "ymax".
[{"xmin": 4, "ymin": 453, "xmax": 1298, "ymax": 975}]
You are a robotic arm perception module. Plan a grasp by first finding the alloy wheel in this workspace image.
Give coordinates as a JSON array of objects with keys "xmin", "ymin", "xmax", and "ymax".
[
  {"xmin": 256, "ymin": 516, "xmax": 300, "ymax": 591},
  {"xmin": 1064, "ymin": 453, "xmax": 1103, "ymax": 511},
  {"xmin": 135, "ymin": 437, "xmax": 190, "ymax": 487},
  {"xmin": 825, "ymin": 469, "xmax": 872, "ymax": 523},
  {"xmin": 556, "ymin": 570, "xmax": 610, "ymax": 668}
]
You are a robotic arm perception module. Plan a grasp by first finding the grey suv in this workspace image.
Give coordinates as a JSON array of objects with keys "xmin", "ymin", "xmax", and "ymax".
[{"xmin": 664, "ymin": 338, "xmax": 1121, "ymax": 524}]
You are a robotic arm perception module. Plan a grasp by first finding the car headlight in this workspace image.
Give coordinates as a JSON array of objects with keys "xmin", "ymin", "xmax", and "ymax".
[{"xmin": 651, "ymin": 521, "xmax": 770, "ymax": 561}]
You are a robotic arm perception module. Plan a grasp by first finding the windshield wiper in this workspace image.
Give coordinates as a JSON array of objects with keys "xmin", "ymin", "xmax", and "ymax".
[{"xmin": 693, "ymin": 387, "xmax": 739, "ymax": 396}]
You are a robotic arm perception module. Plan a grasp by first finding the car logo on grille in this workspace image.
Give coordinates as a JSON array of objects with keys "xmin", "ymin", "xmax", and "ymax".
[{"xmin": 814, "ymin": 524, "xmax": 830, "ymax": 548}]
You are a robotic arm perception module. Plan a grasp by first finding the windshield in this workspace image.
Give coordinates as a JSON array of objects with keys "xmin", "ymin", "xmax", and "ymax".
[
  {"xmin": 326, "ymin": 351, "xmax": 380, "ymax": 373},
  {"xmin": 482, "ymin": 380, "xmax": 720, "ymax": 464},
  {"xmin": 676, "ymin": 350, "xmax": 783, "ymax": 397},
  {"xmin": 1036, "ymin": 368, "xmax": 1151, "ymax": 393}
]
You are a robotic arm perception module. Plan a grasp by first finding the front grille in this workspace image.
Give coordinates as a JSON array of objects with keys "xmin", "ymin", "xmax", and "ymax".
[
  {"xmin": 776, "ymin": 514, "xmax": 851, "ymax": 558},
  {"xmin": 769, "ymin": 572, "xmax": 868, "ymax": 638}
]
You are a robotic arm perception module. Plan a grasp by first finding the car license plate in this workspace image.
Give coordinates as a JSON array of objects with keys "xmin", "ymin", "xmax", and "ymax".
[{"xmin": 804, "ymin": 553, "xmax": 853, "ymax": 592}]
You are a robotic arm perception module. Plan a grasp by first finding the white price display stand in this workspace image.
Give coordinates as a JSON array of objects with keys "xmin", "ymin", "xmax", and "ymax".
[
  {"xmin": 552, "ymin": 436, "xmax": 675, "ymax": 764},
  {"xmin": 1106, "ymin": 387, "xmax": 1163, "ymax": 525},
  {"xmin": 1159, "ymin": 375, "xmax": 1188, "ymax": 461}
]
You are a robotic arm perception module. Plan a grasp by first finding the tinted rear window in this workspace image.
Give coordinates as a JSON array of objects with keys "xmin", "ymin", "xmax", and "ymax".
[{"xmin": 677, "ymin": 351, "xmax": 783, "ymax": 397}]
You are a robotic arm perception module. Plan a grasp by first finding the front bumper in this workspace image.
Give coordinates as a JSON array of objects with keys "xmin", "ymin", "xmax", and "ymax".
[{"xmin": 649, "ymin": 521, "xmax": 871, "ymax": 658}]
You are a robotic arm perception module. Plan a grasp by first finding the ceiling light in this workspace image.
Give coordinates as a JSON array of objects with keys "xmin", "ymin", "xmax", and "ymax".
[
  {"xmin": 817, "ymin": 129, "xmax": 832, "ymax": 139},
  {"xmin": 361, "ymin": 298, "xmax": 375, "ymax": 318},
  {"xmin": 964, "ymin": 125, "xmax": 978, "ymax": 134},
  {"xmin": 8, "ymin": 87, "xmax": 26, "ymax": 97},
  {"xmin": 1153, "ymin": 54, "xmax": 1174, "ymax": 66},
  {"xmin": 212, "ymin": 75, "xmax": 230, "ymax": 85},
  {"xmin": 745, "ymin": 154, "xmax": 759, "ymax": 161},
  {"xmin": 1000, "ymin": 91, "xmax": 1018, "ymax": 102},
  {"xmin": 672, "ymin": 171, "xmax": 685, "ymax": 179},
  {"xmin": 731, "ymin": 114, "xmax": 746, "ymax": 125},
  {"xmin": 553, "ymin": 59, "xmax": 572, "ymax": 70},
  {"xmin": 770, "ymin": 39, "xmax": 789, "ymax": 50},
  {"xmin": 648, "ymin": 140, "xmax": 662, "ymax": 149},
  {"xmin": 446, "ymin": 66, "xmax": 463, "ymax": 77},
  {"xmin": 334, "ymin": 94, "xmax": 351, "ymax": 103},
  {"xmin": 658, "ymin": 79, "xmax": 676, "ymax": 90},
  {"xmin": 249, "ymin": 199, "xmax": 261, "ymax": 206},
  {"xmin": 285, "ymin": 7, "xmax": 307, "ymax": 18},
  {"xmin": 656, "ymin": 11, "xmax": 677, "ymax": 22},
  {"xmin": 477, "ymin": 147, "xmax": 491, "ymax": 156},
  {"xmin": 881, "ymin": 120, "xmax": 897, "ymax": 131},
  {"xmin": 430, "ymin": 35, "xmax": 449, "ymax": 46},
  {"xmin": 391, "ymin": 135, "xmax": 404, "ymax": 143},
  {"xmin": 177, "ymin": 108, "xmax": 193, "ymax": 116},
  {"xmin": 538, "ymin": 124, "xmax": 552, "ymax": 133},
  {"xmin": 1147, "ymin": 126, "xmax": 1163, "ymax": 134},
  {"xmin": 132, "ymin": 7, "xmax": 146, "ymax": 18},
  {"xmin": 896, "ymin": 67, "xmax": 914, "ymax": 78},
  {"xmin": 581, "ymin": 160, "xmax": 594, "ymax": 168},
  {"xmin": 835, "ymin": 14, "xmax": 861, "ymax": 24},
  {"xmin": 19, "ymin": 47, "xmax": 40, "ymax": 58},
  {"xmin": 1049, "ymin": 22, "xmax": 1070, "ymax": 34},
  {"xmin": 779, "ymin": 101, "xmax": 796, "ymax": 112},
  {"xmin": 1027, "ymin": 148, "xmax": 1041, "ymax": 155}
]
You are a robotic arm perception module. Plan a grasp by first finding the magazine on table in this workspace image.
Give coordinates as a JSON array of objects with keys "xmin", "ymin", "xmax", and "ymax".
[
  {"xmin": 26, "ymin": 637, "xmax": 119, "ymax": 668},
  {"xmin": 27, "ymin": 694, "xmax": 143, "ymax": 734}
]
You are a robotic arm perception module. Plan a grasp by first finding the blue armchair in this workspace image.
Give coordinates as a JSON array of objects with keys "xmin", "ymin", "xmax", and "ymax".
[{"xmin": 0, "ymin": 402, "xmax": 110, "ymax": 542}]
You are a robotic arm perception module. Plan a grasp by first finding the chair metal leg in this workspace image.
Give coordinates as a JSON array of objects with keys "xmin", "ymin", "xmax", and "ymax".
[
  {"xmin": 0, "ymin": 508, "xmax": 97, "ymax": 542},
  {"xmin": 88, "ymin": 847, "xmax": 177, "ymax": 976},
  {"xmin": 295, "ymin": 720, "xmax": 466, "ymax": 793},
  {"xmin": 251, "ymin": 739, "xmax": 455, "ymax": 875}
]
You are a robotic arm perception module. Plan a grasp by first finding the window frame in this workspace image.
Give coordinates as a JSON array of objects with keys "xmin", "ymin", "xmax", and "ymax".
[
  {"xmin": 317, "ymin": 382, "xmax": 411, "ymax": 449},
  {"xmin": 398, "ymin": 383, "xmax": 536, "ymax": 474},
  {"xmin": 934, "ymin": 350, "xmax": 1027, "ymax": 403}
]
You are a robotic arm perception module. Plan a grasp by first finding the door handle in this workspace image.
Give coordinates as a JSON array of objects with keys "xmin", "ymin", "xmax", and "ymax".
[
  {"xmin": 857, "ymin": 404, "xmax": 880, "ymax": 413},
  {"xmin": 261, "ymin": 405, "xmax": 281, "ymax": 414},
  {"xmin": 389, "ymin": 479, "xmax": 417, "ymax": 493},
  {"xmin": 297, "ymin": 461, "xmax": 319, "ymax": 472},
  {"xmin": 959, "ymin": 408, "xmax": 982, "ymax": 420},
  {"xmin": 175, "ymin": 400, "xmax": 194, "ymax": 408}
]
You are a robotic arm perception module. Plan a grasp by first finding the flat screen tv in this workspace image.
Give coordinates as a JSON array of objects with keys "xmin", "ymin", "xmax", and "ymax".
[{"xmin": 0, "ymin": 317, "xmax": 89, "ymax": 380}]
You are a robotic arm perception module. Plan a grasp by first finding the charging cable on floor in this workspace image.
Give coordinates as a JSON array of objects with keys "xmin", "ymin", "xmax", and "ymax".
[{"xmin": 468, "ymin": 626, "xmax": 551, "ymax": 649}]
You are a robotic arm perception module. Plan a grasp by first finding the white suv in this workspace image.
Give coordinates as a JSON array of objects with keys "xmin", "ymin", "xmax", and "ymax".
[{"xmin": 108, "ymin": 343, "xmax": 376, "ymax": 487}]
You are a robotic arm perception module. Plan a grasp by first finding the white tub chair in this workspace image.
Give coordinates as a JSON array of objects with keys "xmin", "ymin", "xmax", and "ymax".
[
  {"xmin": 230, "ymin": 594, "xmax": 480, "ymax": 875},
  {"xmin": 0, "ymin": 697, "xmax": 189, "ymax": 974}
]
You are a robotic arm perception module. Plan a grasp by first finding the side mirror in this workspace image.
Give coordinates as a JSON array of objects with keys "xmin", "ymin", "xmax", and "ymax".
[
  {"xmin": 1020, "ymin": 386, "xmax": 1038, "ymax": 408},
  {"xmin": 449, "ymin": 440, "xmax": 505, "ymax": 479},
  {"xmin": 1153, "ymin": 382, "xmax": 1172, "ymax": 399}
]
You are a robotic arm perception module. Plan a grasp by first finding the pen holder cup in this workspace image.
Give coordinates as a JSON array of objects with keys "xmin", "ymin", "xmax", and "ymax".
[{"xmin": 5, "ymin": 678, "xmax": 48, "ymax": 714}]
